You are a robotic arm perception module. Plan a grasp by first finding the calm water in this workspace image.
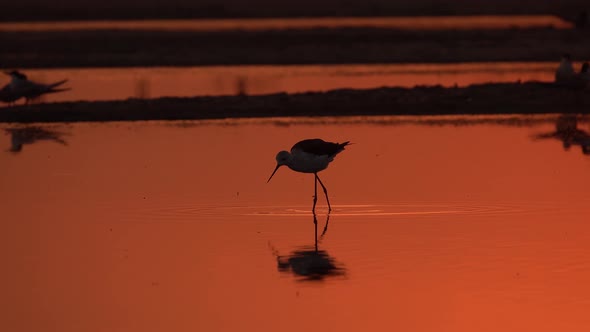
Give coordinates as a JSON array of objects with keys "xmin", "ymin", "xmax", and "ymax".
[
  {"xmin": 2, "ymin": 115, "xmax": 590, "ymax": 331},
  {"xmin": 1, "ymin": 62, "xmax": 564, "ymax": 103},
  {"xmin": 0, "ymin": 15, "xmax": 572, "ymax": 32}
]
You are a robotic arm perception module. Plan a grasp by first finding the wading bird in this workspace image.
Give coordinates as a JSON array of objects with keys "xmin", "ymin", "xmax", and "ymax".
[{"xmin": 267, "ymin": 138, "xmax": 350, "ymax": 212}]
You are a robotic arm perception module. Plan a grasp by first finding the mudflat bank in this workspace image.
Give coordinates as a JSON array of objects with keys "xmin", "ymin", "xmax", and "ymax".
[
  {"xmin": 1, "ymin": 27, "xmax": 590, "ymax": 69},
  {"xmin": 1, "ymin": 82, "xmax": 589, "ymax": 123}
]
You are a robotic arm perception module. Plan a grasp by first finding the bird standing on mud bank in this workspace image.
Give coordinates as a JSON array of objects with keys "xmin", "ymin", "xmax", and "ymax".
[
  {"xmin": 1, "ymin": 70, "xmax": 70, "ymax": 105},
  {"xmin": 555, "ymin": 54, "xmax": 575, "ymax": 85}
]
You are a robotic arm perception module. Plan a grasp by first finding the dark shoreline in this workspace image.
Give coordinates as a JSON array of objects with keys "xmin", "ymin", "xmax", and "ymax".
[
  {"xmin": 1, "ymin": 82, "xmax": 589, "ymax": 123},
  {"xmin": 2, "ymin": 27, "xmax": 590, "ymax": 69}
]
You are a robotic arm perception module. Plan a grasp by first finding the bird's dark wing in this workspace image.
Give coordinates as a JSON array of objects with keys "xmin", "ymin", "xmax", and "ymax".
[{"xmin": 291, "ymin": 139, "xmax": 349, "ymax": 156}]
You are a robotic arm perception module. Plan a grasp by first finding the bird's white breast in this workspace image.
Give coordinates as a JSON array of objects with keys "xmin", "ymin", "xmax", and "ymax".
[{"xmin": 288, "ymin": 152, "xmax": 331, "ymax": 173}]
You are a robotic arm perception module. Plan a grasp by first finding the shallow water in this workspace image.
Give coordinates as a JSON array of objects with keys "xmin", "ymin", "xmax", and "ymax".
[
  {"xmin": 2, "ymin": 115, "xmax": 590, "ymax": 332},
  {"xmin": 1, "ymin": 62, "xmax": 565, "ymax": 103},
  {"xmin": 0, "ymin": 15, "xmax": 572, "ymax": 32}
]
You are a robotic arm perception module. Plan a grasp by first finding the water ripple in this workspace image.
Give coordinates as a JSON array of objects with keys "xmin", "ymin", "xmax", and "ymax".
[{"xmin": 115, "ymin": 200, "xmax": 570, "ymax": 222}]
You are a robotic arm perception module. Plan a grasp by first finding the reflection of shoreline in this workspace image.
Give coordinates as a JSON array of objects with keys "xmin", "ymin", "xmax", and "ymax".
[
  {"xmin": 533, "ymin": 114, "xmax": 590, "ymax": 155},
  {"xmin": 271, "ymin": 213, "xmax": 346, "ymax": 282},
  {"xmin": 2, "ymin": 82, "xmax": 590, "ymax": 123},
  {"xmin": 5, "ymin": 126, "xmax": 68, "ymax": 153},
  {"xmin": 1, "ymin": 21, "xmax": 587, "ymax": 69}
]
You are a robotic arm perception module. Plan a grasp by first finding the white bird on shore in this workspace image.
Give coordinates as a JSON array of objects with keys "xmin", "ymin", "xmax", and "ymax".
[
  {"xmin": 3, "ymin": 70, "xmax": 70, "ymax": 105},
  {"xmin": 555, "ymin": 53, "xmax": 575, "ymax": 85}
]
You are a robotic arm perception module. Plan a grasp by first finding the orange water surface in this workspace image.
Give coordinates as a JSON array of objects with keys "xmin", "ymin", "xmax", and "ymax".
[
  {"xmin": 2, "ymin": 116, "xmax": 590, "ymax": 332},
  {"xmin": 0, "ymin": 62, "xmax": 569, "ymax": 103}
]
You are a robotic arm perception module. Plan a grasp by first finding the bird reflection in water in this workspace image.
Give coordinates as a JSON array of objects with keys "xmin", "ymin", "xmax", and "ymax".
[
  {"xmin": 5, "ymin": 126, "xmax": 68, "ymax": 153},
  {"xmin": 533, "ymin": 114, "xmax": 590, "ymax": 155},
  {"xmin": 271, "ymin": 213, "xmax": 345, "ymax": 282}
]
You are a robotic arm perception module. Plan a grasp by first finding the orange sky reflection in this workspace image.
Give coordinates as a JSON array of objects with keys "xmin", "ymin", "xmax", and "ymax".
[
  {"xmin": 0, "ymin": 62, "xmax": 568, "ymax": 103},
  {"xmin": 2, "ymin": 118, "xmax": 590, "ymax": 331}
]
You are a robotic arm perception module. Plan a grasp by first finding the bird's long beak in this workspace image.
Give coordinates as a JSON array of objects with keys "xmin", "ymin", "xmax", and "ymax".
[{"xmin": 267, "ymin": 164, "xmax": 281, "ymax": 183}]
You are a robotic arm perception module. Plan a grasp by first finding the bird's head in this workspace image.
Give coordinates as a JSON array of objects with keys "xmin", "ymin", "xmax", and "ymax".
[
  {"xmin": 4, "ymin": 70, "xmax": 27, "ymax": 80},
  {"xmin": 267, "ymin": 150, "xmax": 291, "ymax": 183}
]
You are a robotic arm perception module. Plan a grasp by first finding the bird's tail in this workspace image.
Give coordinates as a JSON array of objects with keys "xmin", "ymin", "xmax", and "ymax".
[
  {"xmin": 45, "ymin": 87, "xmax": 71, "ymax": 94},
  {"xmin": 46, "ymin": 79, "xmax": 68, "ymax": 89}
]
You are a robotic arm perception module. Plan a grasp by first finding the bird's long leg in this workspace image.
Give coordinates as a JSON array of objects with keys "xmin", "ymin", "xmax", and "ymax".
[
  {"xmin": 320, "ymin": 212, "xmax": 330, "ymax": 240},
  {"xmin": 315, "ymin": 174, "xmax": 331, "ymax": 212},
  {"xmin": 312, "ymin": 173, "xmax": 318, "ymax": 213}
]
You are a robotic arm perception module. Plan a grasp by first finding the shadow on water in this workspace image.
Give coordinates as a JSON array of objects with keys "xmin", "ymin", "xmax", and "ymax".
[
  {"xmin": 532, "ymin": 114, "xmax": 590, "ymax": 155},
  {"xmin": 270, "ymin": 213, "xmax": 346, "ymax": 282},
  {"xmin": 4, "ymin": 126, "xmax": 68, "ymax": 153}
]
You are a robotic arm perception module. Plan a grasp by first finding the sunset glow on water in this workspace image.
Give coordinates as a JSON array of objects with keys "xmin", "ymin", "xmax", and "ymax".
[
  {"xmin": 2, "ymin": 3, "xmax": 590, "ymax": 330},
  {"xmin": 3, "ymin": 116, "xmax": 590, "ymax": 331},
  {"xmin": 0, "ymin": 62, "xmax": 565, "ymax": 103}
]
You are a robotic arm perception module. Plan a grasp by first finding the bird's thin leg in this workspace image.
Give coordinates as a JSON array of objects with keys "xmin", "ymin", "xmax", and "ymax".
[
  {"xmin": 320, "ymin": 211, "xmax": 330, "ymax": 240},
  {"xmin": 316, "ymin": 174, "xmax": 331, "ymax": 212},
  {"xmin": 312, "ymin": 173, "xmax": 318, "ymax": 213}
]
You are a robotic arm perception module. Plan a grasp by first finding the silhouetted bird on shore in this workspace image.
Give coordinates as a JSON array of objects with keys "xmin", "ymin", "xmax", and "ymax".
[
  {"xmin": 555, "ymin": 54, "xmax": 575, "ymax": 85},
  {"xmin": 2, "ymin": 70, "xmax": 70, "ymax": 105}
]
